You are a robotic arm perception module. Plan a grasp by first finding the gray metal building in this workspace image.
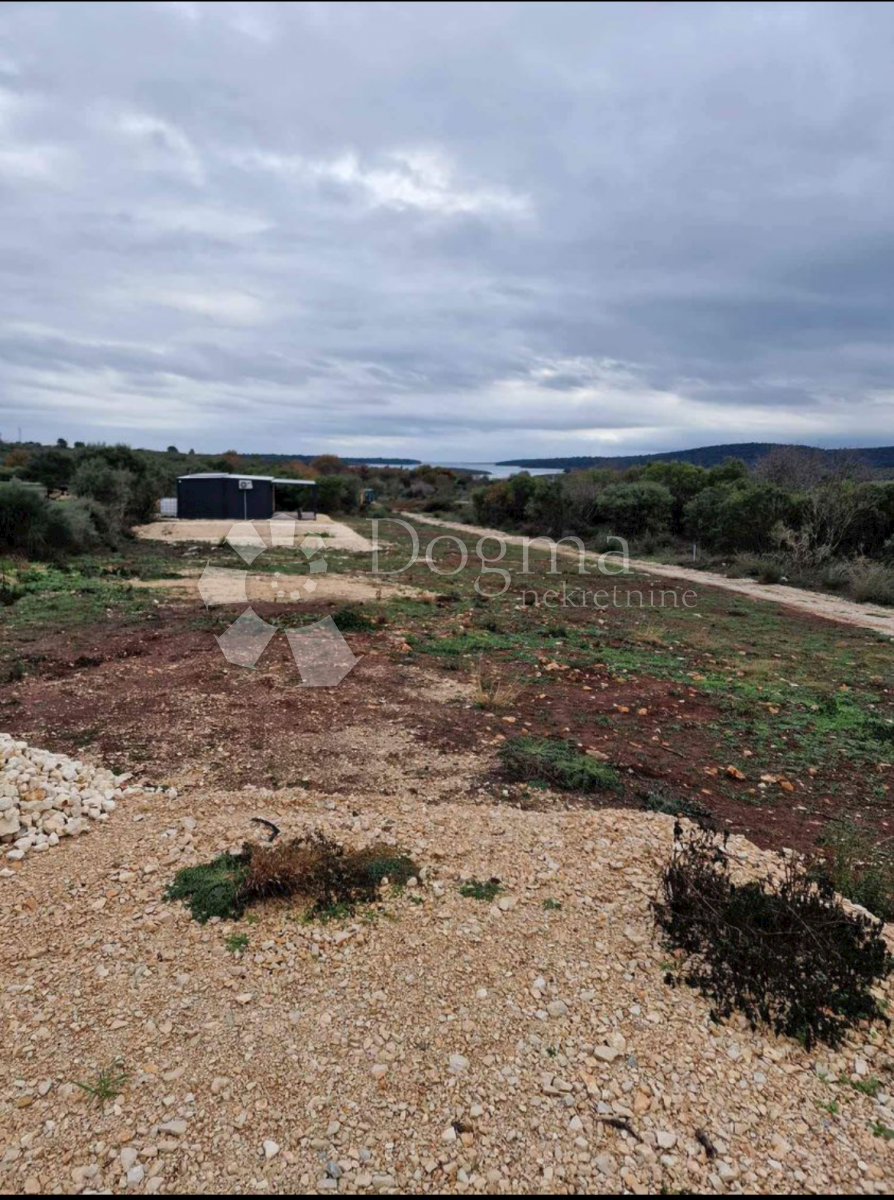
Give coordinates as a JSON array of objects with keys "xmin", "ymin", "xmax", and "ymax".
[{"xmin": 176, "ymin": 473, "xmax": 317, "ymax": 520}]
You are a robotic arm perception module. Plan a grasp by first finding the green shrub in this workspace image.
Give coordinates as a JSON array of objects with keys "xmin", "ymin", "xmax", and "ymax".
[
  {"xmin": 0, "ymin": 482, "xmax": 49, "ymax": 557},
  {"xmin": 21, "ymin": 446, "xmax": 74, "ymax": 491},
  {"xmin": 314, "ymin": 474, "xmax": 359, "ymax": 514},
  {"xmin": 685, "ymin": 482, "xmax": 797, "ymax": 552},
  {"xmin": 500, "ymin": 736, "xmax": 621, "ymax": 792},
  {"xmin": 0, "ymin": 482, "xmax": 114, "ymax": 560},
  {"xmin": 655, "ymin": 823, "xmax": 892, "ymax": 1048},
  {"xmin": 165, "ymin": 853, "xmax": 250, "ymax": 923},
  {"xmin": 597, "ymin": 481, "xmax": 673, "ymax": 537},
  {"xmin": 71, "ymin": 458, "xmax": 132, "ymax": 523}
]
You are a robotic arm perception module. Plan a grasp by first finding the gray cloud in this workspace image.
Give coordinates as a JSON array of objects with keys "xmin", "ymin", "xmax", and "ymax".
[{"xmin": 1, "ymin": 1, "xmax": 894, "ymax": 458}]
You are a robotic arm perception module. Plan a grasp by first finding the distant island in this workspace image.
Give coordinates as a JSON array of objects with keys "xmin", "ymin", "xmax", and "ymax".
[
  {"xmin": 497, "ymin": 442, "xmax": 894, "ymax": 472},
  {"xmin": 252, "ymin": 453, "xmax": 421, "ymax": 466}
]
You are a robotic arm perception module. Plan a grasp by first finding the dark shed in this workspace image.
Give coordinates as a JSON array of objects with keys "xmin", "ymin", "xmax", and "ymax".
[{"xmin": 176, "ymin": 474, "xmax": 317, "ymax": 520}]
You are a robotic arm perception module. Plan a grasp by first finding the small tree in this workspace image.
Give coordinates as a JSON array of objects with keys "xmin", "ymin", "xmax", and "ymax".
[
  {"xmin": 311, "ymin": 454, "xmax": 344, "ymax": 476},
  {"xmin": 597, "ymin": 481, "xmax": 673, "ymax": 537},
  {"xmin": 22, "ymin": 447, "xmax": 73, "ymax": 491},
  {"xmin": 71, "ymin": 458, "xmax": 132, "ymax": 526}
]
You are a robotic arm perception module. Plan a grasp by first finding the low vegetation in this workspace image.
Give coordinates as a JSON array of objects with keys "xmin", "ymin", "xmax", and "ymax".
[
  {"xmin": 813, "ymin": 818, "xmax": 894, "ymax": 921},
  {"xmin": 75, "ymin": 1059, "xmax": 128, "ymax": 1105},
  {"xmin": 459, "ymin": 878, "xmax": 502, "ymax": 902},
  {"xmin": 166, "ymin": 834, "xmax": 418, "ymax": 923},
  {"xmin": 654, "ymin": 823, "xmax": 892, "ymax": 1049},
  {"xmin": 470, "ymin": 656, "xmax": 522, "ymax": 710},
  {"xmin": 165, "ymin": 852, "xmax": 250, "ymax": 924},
  {"xmin": 331, "ymin": 604, "xmax": 378, "ymax": 632},
  {"xmin": 500, "ymin": 736, "xmax": 621, "ymax": 792},
  {"xmin": 639, "ymin": 786, "xmax": 712, "ymax": 823},
  {"xmin": 472, "ymin": 449, "xmax": 894, "ymax": 606}
]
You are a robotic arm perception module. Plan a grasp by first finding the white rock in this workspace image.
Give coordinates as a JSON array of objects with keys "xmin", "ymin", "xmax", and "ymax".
[{"xmin": 120, "ymin": 1148, "xmax": 139, "ymax": 1171}]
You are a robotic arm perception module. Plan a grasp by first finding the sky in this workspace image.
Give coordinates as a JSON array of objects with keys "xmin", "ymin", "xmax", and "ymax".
[{"xmin": 2, "ymin": 1, "xmax": 894, "ymax": 460}]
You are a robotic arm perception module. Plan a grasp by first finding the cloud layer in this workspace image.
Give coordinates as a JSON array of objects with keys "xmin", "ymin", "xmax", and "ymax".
[{"xmin": 1, "ymin": 1, "xmax": 893, "ymax": 458}]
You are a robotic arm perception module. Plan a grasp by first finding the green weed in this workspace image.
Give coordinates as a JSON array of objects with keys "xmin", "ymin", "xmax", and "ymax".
[
  {"xmin": 76, "ymin": 1059, "xmax": 127, "ymax": 1104},
  {"xmin": 500, "ymin": 736, "xmax": 621, "ymax": 793},
  {"xmin": 460, "ymin": 878, "xmax": 502, "ymax": 902}
]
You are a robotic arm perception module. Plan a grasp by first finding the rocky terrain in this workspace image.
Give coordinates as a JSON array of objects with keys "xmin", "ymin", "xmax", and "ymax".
[
  {"xmin": 0, "ymin": 757, "xmax": 891, "ymax": 1195},
  {"xmin": 0, "ymin": 734, "xmax": 150, "ymax": 863}
]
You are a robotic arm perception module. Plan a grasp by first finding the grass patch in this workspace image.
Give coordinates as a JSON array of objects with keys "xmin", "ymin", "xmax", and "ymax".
[
  {"xmin": 416, "ymin": 629, "xmax": 530, "ymax": 658},
  {"xmin": 640, "ymin": 786, "xmax": 712, "ymax": 823},
  {"xmin": 167, "ymin": 835, "xmax": 418, "ymax": 924},
  {"xmin": 76, "ymin": 1059, "xmax": 127, "ymax": 1105},
  {"xmin": 331, "ymin": 605, "xmax": 377, "ymax": 632},
  {"xmin": 500, "ymin": 736, "xmax": 621, "ymax": 792},
  {"xmin": 460, "ymin": 878, "xmax": 502, "ymax": 902},
  {"xmin": 842, "ymin": 1074, "xmax": 882, "ymax": 1098},
  {"xmin": 225, "ymin": 932, "xmax": 249, "ymax": 954},
  {"xmin": 813, "ymin": 818, "xmax": 894, "ymax": 920},
  {"xmin": 655, "ymin": 823, "xmax": 892, "ymax": 1048}
]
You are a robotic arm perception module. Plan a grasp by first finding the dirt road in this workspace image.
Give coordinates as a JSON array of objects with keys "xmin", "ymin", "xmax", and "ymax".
[{"xmin": 412, "ymin": 515, "xmax": 894, "ymax": 638}]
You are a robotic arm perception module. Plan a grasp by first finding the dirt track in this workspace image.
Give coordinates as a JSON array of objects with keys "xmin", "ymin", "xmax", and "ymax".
[{"xmin": 413, "ymin": 516, "xmax": 894, "ymax": 638}]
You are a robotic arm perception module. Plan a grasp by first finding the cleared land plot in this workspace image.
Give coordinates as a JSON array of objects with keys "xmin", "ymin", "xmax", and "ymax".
[{"xmin": 0, "ymin": 516, "xmax": 892, "ymax": 1194}]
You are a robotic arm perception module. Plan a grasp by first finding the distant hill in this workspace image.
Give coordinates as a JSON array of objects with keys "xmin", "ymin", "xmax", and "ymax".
[
  {"xmin": 251, "ymin": 453, "xmax": 420, "ymax": 466},
  {"xmin": 498, "ymin": 443, "xmax": 894, "ymax": 472}
]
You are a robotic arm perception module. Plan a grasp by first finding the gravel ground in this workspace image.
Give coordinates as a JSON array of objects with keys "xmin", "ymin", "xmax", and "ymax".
[{"xmin": 1, "ymin": 773, "xmax": 892, "ymax": 1195}]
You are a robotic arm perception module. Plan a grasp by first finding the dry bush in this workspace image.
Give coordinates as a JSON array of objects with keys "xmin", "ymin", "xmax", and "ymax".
[
  {"xmin": 470, "ymin": 656, "xmax": 522, "ymax": 711},
  {"xmin": 240, "ymin": 832, "xmax": 417, "ymax": 912},
  {"xmin": 846, "ymin": 558, "xmax": 894, "ymax": 606},
  {"xmin": 654, "ymin": 823, "xmax": 891, "ymax": 1049},
  {"xmin": 630, "ymin": 618, "xmax": 668, "ymax": 646},
  {"xmin": 167, "ymin": 834, "xmax": 418, "ymax": 922}
]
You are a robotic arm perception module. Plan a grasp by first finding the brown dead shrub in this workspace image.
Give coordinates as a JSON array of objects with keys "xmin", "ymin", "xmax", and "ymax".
[
  {"xmin": 240, "ymin": 832, "xmax": 418, "ymax": 913},
  {"xmin": 167, "ymin": 832, "xmax": 418, "ymax": 922}
]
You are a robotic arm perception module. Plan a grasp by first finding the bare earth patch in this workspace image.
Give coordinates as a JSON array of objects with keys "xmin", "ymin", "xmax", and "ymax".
[
  {"xmin": 135, "ymin": 516, "xmax": 375, "ymax": 554},
  {"xmin": 130, "ymin": 572, "xmax": 425, "ymax": 606}
]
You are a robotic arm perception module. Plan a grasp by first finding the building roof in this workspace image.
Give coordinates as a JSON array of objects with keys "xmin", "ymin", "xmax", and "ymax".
[{"xmin": 178, "ymin": 473, "xmax": 316, "ymax": 486}]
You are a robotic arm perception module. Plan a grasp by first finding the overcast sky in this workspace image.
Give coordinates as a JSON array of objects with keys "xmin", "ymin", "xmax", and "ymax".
[{"xmin": 2, "ymin": 1, "xmax": 894, "ymax": 460}]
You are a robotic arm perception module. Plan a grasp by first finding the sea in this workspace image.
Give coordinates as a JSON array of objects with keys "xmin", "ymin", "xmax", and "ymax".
[{"xmin": 364, "ymin": 460, "xmax": 558, "ymax": 479}]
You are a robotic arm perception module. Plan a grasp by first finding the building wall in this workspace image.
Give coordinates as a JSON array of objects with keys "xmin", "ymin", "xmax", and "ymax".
[{"xmin": 177, "ymin": 477, "xmax": 275, "ymax": 520}]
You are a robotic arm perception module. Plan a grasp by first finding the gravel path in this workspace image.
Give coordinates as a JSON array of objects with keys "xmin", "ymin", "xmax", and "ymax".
[
  {"xmin": 412, "ymin": 515, "xmax": 894, "ymax": 638},
  {"xmin": 1, "ymin": 767, "xmax": 891, "ymax": 1194}
]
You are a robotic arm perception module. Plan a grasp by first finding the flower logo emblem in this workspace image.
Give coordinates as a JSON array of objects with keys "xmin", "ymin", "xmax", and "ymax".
[{"xmin": 198, "ymin": 522, "xmax": 360, "ymax": 686}]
